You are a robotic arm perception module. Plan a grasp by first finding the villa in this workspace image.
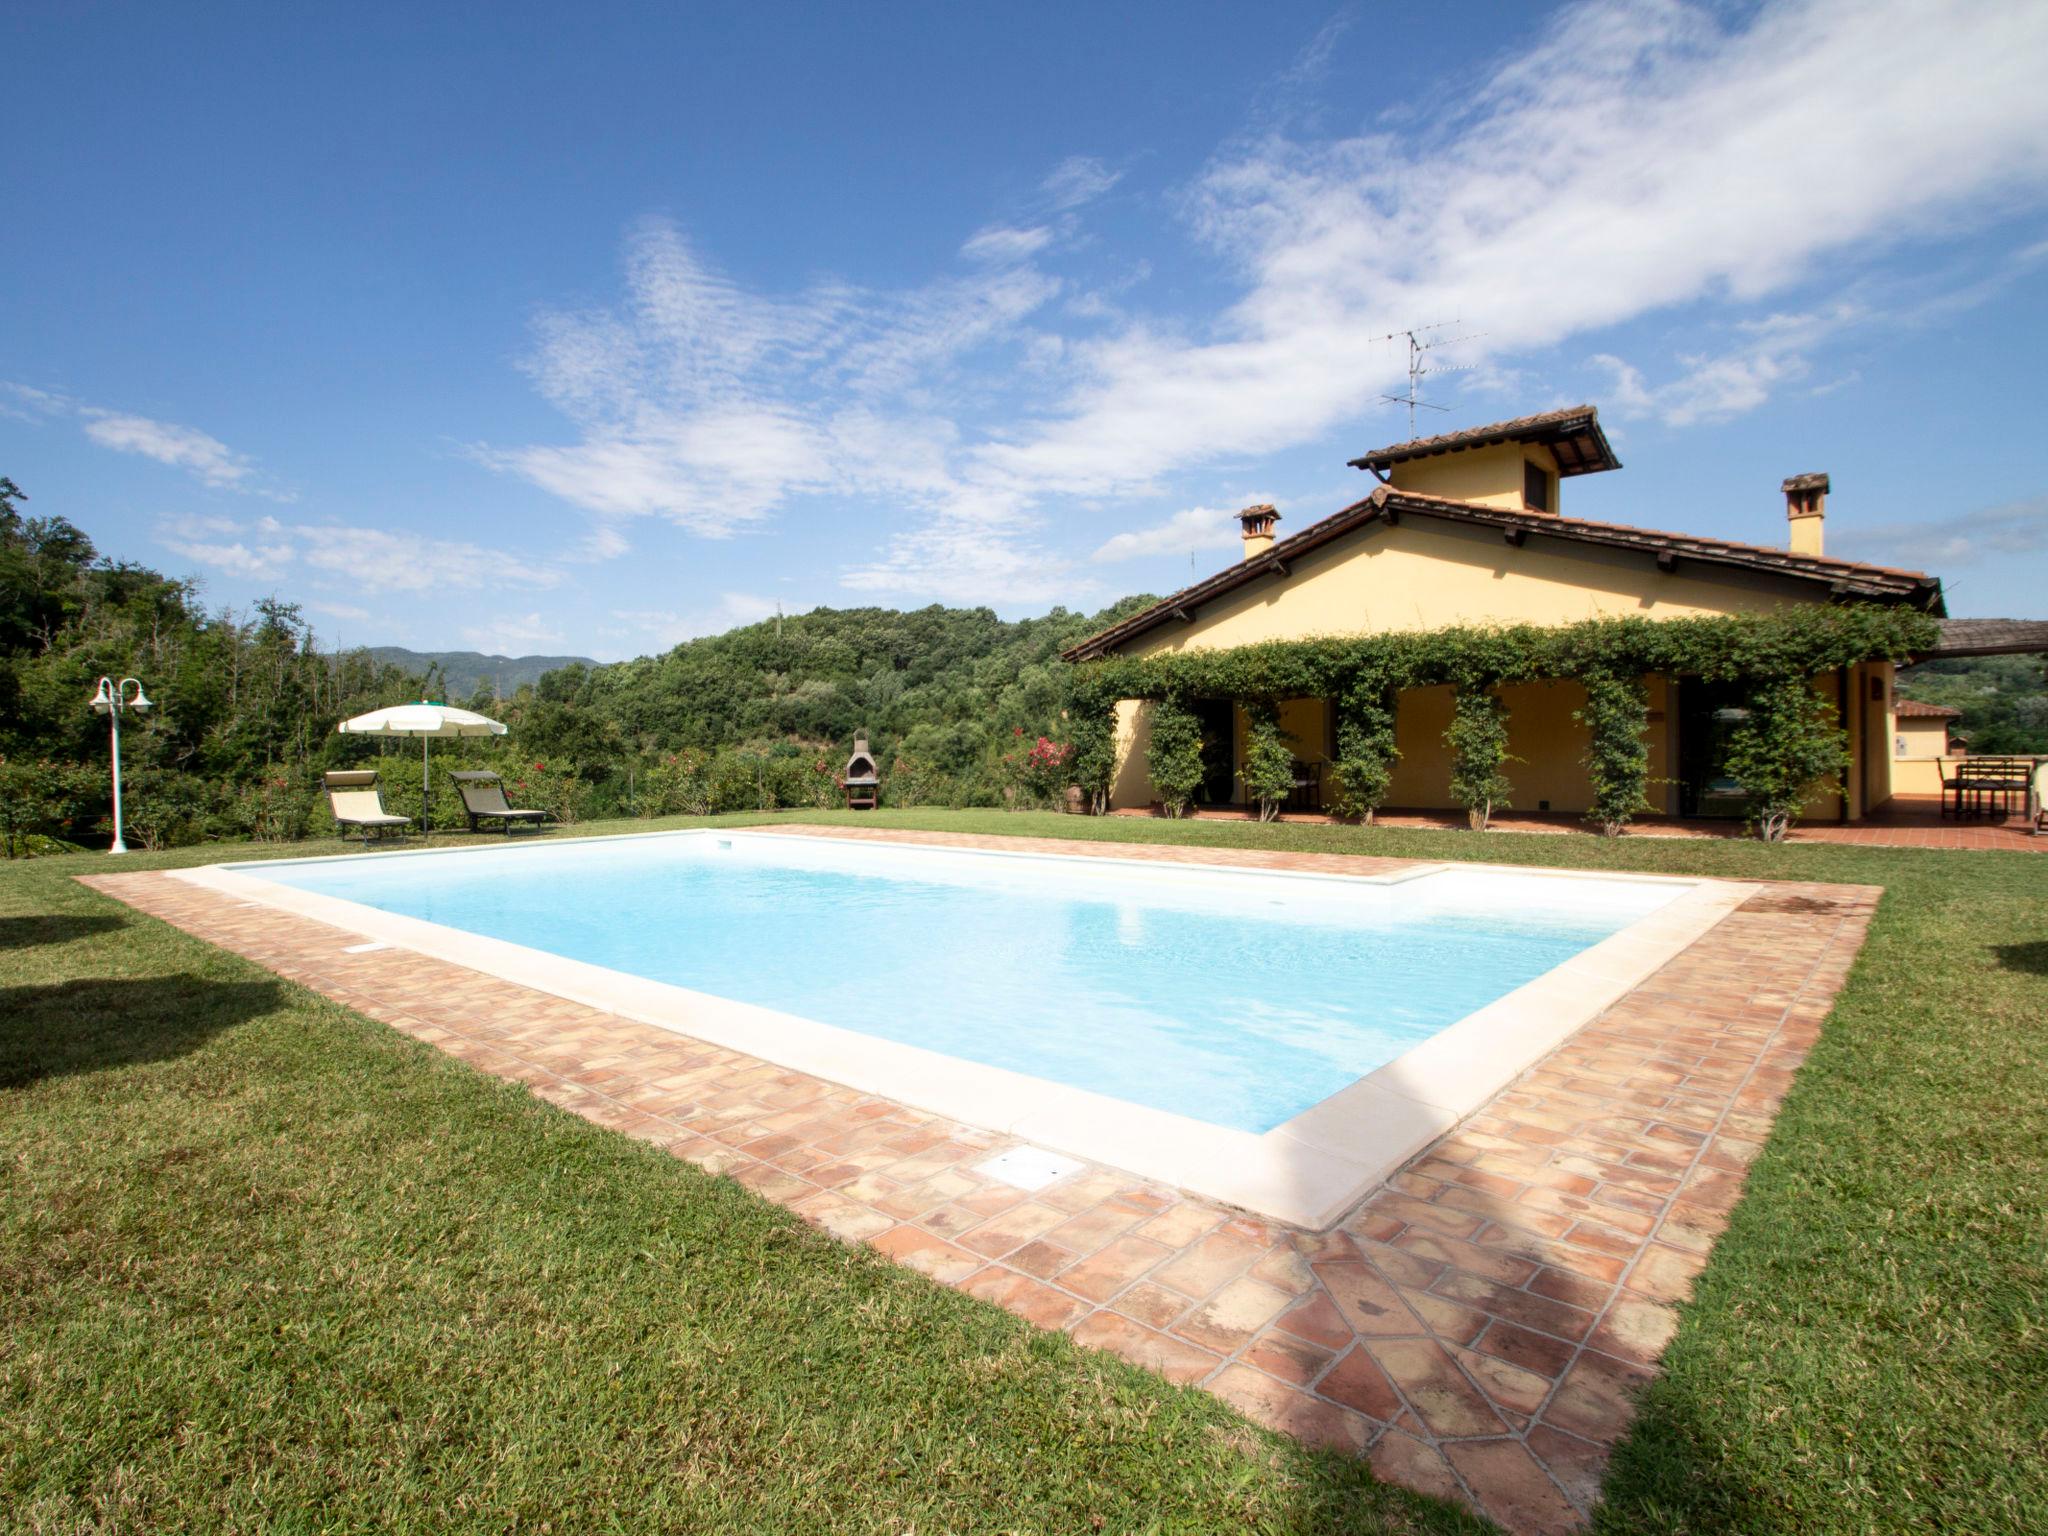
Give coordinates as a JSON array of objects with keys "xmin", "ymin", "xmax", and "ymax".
[{"xmin": 1065, "ymin": 407, "xmax": 1952, "ymax": 824}]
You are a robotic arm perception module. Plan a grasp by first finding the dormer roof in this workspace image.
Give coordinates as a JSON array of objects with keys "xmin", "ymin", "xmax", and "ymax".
[{"xmin": 1349, "ymin": 405, "xmax": 1621, "ymax": 478}]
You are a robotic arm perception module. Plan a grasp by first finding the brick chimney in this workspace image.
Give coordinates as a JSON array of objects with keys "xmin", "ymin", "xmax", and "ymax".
[
  {"xmin": 1783, "ymin": 473, "xmax": 1828, "ymax": 557},
  {"xmin": 1238, "ymin": 503, "xmax": 1280, "ymax": 560}
]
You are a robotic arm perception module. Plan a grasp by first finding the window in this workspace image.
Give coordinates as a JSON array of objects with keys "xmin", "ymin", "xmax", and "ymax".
[{"xmin": 1523, "ymin": 460, "xmax": 1553, "ymax": 513}]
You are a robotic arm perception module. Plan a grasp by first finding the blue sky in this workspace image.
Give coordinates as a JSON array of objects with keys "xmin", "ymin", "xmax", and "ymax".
[{"xmin": 5, "ymin": 0, "xmax": 2047, "ymax": 661}]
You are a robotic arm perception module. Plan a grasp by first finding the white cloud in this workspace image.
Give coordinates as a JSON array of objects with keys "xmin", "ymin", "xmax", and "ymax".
[
  {"xmin": 307, "ymin": 600, "xmax": 373, "ymax": 622},
  {"xmin": 4, "ymin": 383, "xmax": 283, "ymax": 495},
  {"xmin": 156, "ymin": 515, "xmax": 562, "ymax": 595},
  {"xmin": 476, "ymin": 218, "xmax": 1061, "ymax": 560},
  {"xmin": 1041, "ymin": 156, "xmax": 1121, "ymax": 211},
  {"xmin": 962, "ymin": 224, "xmax": 1054, "ymax": 263},
  {"xmin": 486, "ymin": 1, "xmax": 2048, "ymax": 604},
  {"xmin": 156, "ymin": 513, "xmax": 293, "ymax": 579},
  {"xmin": 80, "ymin": 411, "xmax": 256, "ymax": 490},
  {"xmin": 609, "ymin": 592, "xmax": 787, "ymax": 654},
  {"xmin": 975, "ymin": 0, "xmax": 2048, "ymax": 491},
  {"xmin": 1592, "ymin": 306, "xmax": 1861, "ymax": 425},
  {"xmin": 295, "ymin": 525, "xmax": 562, "ymax": 593},
  {"xmin": 1091, "ymin": 503, "xmax": 1254, "ymax": 564},
  {"xmin": 1838, "ymin": 494, "xmax": 2048, "ymax": 571},
  {"xmin": 460, "ymin": 612, "xmax": 569, "ymax": 654}
]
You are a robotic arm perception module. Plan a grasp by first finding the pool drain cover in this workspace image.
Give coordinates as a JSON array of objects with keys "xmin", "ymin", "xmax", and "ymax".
[{"xmin": 973, "ymin": 1146, "xmax": 1084, "ymax": 1191}]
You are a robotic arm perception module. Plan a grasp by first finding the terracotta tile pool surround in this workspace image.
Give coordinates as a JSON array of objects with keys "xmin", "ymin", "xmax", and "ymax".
[
  {"xmin": 77, "ymin": 826, "xmax": 1880, "ymax": 1535},
  {"xmin": 164, "ymin": 827, "xmax": 1759, "ymax": 1232}
]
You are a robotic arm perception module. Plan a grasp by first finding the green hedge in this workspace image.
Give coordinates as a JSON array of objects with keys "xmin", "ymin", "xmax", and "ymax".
[{"xmin": 1065, "ymin": 606, "xmax": 1937, "ymax": 836}]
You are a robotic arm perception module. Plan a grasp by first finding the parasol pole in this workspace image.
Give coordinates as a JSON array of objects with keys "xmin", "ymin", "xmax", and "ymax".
[{"xmin": 422, "ymin": 731, "xmax": 431, "ymax": 830}]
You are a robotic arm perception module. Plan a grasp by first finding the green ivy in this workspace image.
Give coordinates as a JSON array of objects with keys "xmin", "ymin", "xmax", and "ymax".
[
  {"xmin": 1240, "ymin": 702, "xmax": 1295, "ymax": 823},
  {"xmin": 1725, "ymin": 676, "xmax": 1852, "ymax": 841},
  {"xmin": 1327, "ymin": 670, "xmax": 1399, "ymax": 823},
  {"xmin": 1064, "ymin": 605, "xmax": 1937, "ymax": 837},
  {"xmin": 1446, "ymin": 686, "xmax": 1515, "ymax": 829},
  {"xmin": 1576, "ymin": 671, "xmax": 1654, "ymax": 835},
  {"xmin": 1144, "ymin": 698, "xmax": 1205, "ymax": 818}
]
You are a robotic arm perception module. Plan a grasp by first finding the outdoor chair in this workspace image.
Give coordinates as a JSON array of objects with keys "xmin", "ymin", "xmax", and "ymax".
[
  {"xmin": 449, "ymin": 770, "xmax": 549, "ymax": 834},
  {"xmin": 322, "ymin": 770, "xmax": 413, "ymax": 844},
  {"xmin": 1941, "ymin": 758, "xmax": 2033, "ymax": 820}
]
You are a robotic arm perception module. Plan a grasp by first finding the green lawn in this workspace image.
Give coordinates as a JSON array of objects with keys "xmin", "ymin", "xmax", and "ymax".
[{"xmin": 3, "ymin": 811, "xmax": 2043, "ymax": 1534}]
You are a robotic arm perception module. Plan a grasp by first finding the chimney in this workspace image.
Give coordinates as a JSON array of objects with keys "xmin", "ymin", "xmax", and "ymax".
[
  {"xmin": 1782, "ymin": 473, "xmax": 1828, "ymax": 557},
  {"xmin": 1237, "ymin": 503, "xmax": 1280, "ymax": 560}
]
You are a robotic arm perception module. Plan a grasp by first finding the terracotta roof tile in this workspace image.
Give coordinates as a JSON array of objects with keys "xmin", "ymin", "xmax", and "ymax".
[
  {"xmin": 1350, "ymin": 406, "xmax": 1620, "ymax": 477},
  {"xmin": 1893, "ymin": 699, "xmax": 1961, "ymax": 719},
  {"xmin": 1062, "ymin": 487, "xmax": 1944, "ymax": 662}
]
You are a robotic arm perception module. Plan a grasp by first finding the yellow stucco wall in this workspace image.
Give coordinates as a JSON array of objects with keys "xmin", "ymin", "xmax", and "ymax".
[
  {"xmin": 1096, "ymin": 507, "xmax": 1893, "ymax": 821},
  {"xmin": 1889, "ymin": 710, "xmax": 1951, "ymax": 800},
  {"xmin": 1389, "ymin": 443, "xmax": 1560, "ymax": 512},
  {"xmin": 1129, "ymin": 517, "xmax": 1822, "ymax": 660}
]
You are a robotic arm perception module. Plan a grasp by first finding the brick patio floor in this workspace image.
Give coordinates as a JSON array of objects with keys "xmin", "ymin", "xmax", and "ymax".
[{"xmin": 79, "ymin": 827, "xmax": 1880, "ymax": 1534}]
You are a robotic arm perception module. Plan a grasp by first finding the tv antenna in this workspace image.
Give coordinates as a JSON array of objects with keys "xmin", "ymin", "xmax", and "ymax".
[{"xmin": 1371, "ymin": 322, "xmax": 1485, "ymax": 435}]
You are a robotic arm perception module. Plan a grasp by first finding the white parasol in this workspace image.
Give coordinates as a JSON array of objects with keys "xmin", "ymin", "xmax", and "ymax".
[{"xmin": 336, "ymin": 701, "xmax": 508, "ymax": 827}]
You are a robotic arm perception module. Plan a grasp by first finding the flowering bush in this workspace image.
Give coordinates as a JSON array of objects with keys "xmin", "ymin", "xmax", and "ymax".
[
  {"xmin": 1018, "ymin": 734, "xmax": 1075, "ymax": 805},
  {"xmin": 640, "ymin": 748, "xmax": 711, "ymax": 816}
]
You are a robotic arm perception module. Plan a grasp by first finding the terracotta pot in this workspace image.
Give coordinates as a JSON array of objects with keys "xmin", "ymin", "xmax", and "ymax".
[{"xmin": 1063, "ymin": 784, "xmax": 1084, "ymax": 815}]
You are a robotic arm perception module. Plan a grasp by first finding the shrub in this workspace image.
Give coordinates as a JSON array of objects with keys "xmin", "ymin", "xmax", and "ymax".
[
  {"xmin": 1013, "ymin": 732, "xmax": 1076, "ymax": 808},
  {"xmin": 640, "ymin": 749, "xmax": 711, "ymax": 816},
  {"xmin": 118, "ymin": 768, "xmax": 217, "ymax": 850},
  {"xmin": 1725, "ymin": 676, "xmax": 1850, "ymax": 841},
  {"xmin": 0, "ymin": 757, "xmax": 94, "ymax": 857},
  {"xmin": 1065, "ymin": 702, "xmax": 1117, "ymax": 815},
  {"xmin": 1146, "ymin": 699, "xmax": 1205, "ymax": 818},
  {"xmin": 1446, "ymin": 686, "xmax": 1515, "ymax": 831},
  {"xmin": 233, "ymin": 769, "xmax": 317, "ymax": 842},
  {"xmin": 1327, "ymin": 675, "xmax": 1399, "ymax": 823},
  {"xmin": 1240, "ymin": 703, "xmax": 1295, "ymax": 824},
  {"xmin": 1576, "ymin": 672, "xmax": 1653, "ymax": 836}
]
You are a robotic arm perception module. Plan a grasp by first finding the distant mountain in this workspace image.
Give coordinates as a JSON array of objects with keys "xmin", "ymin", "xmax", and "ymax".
[{"xmin": 358, "ymin": 647, "xmax": 597, "ymax": 699}]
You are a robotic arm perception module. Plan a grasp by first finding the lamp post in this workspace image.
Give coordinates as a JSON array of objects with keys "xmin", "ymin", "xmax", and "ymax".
[{"xmin": 89, "ymin": 675, "xmax": 151, "ymax": 854}]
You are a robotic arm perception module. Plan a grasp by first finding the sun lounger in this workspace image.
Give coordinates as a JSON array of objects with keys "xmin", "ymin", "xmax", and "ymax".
[
  {"xmin": 323, "ymin": 770, "xmax": 413, "ymax": 844},
  {"xmin": 449, "ymin": 770, "xmax": 549, "ymax": 835}
]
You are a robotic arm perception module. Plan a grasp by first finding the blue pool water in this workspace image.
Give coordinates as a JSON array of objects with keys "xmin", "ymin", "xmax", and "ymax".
[{"xmin": 250, "ymin": 832, "xmax": 1685, "ymax": 1133}]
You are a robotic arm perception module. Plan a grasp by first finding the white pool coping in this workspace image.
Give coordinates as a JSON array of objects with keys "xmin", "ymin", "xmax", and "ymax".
[{"xmin": 173, "ymin": 829, "xmax": 1759, "ymax": 1230}]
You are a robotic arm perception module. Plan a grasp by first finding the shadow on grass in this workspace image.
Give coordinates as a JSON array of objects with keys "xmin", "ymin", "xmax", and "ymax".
[
  {"xmin": 1991, "ymin": 940, "xmax": 2048, "ymax": 976},
  {"xmin": 1587, "ymin": 1380, "xmax": 1779, "ymax": 1534},
  {"xmin": 0, "ymin": 914, "xmax": 128, "ymax": 951},
  {"xmin": 0, "ymin": 975, "xmax": 284, "ymax": 1088}
]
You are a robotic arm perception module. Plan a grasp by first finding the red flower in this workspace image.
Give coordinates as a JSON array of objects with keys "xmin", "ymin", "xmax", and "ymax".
[
  {"xmin": 534, "ymin": 761, "xmax": 545, "ymax": 771},
  {"xmin": 1014, "ymin": 726, "xmax": 1024, "ymax": 736}
]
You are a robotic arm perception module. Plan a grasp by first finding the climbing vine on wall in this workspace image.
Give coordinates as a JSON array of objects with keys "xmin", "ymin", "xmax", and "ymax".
[
  {"xmin": 1445, "ymin": 687, "xmax": 1515, "ymax": 830},
  {"xmin": 1725, "ymin": 676, "xmax": 1852, "ymax": 841},
  {"xmin": 1575, "ymin": 671, "xmax": 1654, "ymax": 836},
  {"xmin": 1240, "ymin": 702, "xmax": 1295, "ymax": 823},
  {"xmin": 1062, "ymin": 605, "xmax": 1936, "ymax": 837},
  {"xmin": 1144, "ymin": 697, "xmax": 1206, "ymax": 818},
  {"xmin": 1326, "ymin": 668, "xmax": 1400, "ymax": 824}
]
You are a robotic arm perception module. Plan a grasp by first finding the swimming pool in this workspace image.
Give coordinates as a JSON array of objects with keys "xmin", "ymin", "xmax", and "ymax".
[{"xmin": 187, "ymin": 830, "xmax": 1753, "ymax": 1225}]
